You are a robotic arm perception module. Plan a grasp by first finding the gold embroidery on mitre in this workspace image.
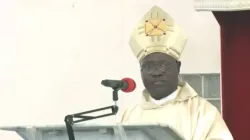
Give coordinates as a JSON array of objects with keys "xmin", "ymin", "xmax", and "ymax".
[{"xmin": 145, "ymin": 19, "xmax": 167, "ymax": 36}]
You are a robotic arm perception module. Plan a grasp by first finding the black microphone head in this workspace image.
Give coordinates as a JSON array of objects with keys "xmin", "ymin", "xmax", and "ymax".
[
  {"xmin": 101, "ymin": 79, "xmax": 126, "ymax": 90},
  {"xmin": 101, "ymin": 80, "xmax": 108, "ymax": 86}
]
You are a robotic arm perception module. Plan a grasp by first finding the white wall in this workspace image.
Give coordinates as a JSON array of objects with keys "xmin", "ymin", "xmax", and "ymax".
[{"xmin": 0, "ymin": 0, "xmax": 220, "ymax": 126}]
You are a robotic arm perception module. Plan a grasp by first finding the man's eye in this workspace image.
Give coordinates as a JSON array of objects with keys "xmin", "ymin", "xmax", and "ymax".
[{"xmin": 162, "ymin": 63, "xmax": 170, "ymax": 67}]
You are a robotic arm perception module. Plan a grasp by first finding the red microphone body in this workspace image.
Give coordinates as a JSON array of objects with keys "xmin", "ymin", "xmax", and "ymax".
[{"xmin": 101, "ymin": 78, "xmax": 136, "ymax": 93}]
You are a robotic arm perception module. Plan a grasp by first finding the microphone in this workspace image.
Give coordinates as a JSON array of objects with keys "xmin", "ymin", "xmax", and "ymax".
[{"xmin": 101, "ymin": 78, "xmax": 136, "ymax": 93}]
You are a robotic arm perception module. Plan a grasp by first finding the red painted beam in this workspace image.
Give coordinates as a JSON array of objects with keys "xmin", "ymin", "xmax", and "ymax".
[{"xmin": 213, "ymin": 11, "xmax": 250, "ymax": 140}]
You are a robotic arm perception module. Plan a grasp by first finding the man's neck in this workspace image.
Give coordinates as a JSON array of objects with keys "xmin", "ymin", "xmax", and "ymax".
[{"xmin": 150, "ymin": 87, "xmax": 179, "ymax": 105}]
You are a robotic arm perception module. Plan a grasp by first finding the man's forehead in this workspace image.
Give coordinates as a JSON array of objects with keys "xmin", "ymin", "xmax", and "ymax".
[{"xmin": 141, "ymin": 52, "xmax": 176, "ymax": 63}]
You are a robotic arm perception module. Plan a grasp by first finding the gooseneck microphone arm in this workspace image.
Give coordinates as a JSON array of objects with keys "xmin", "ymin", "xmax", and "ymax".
[{"xmin": 64, "ymin": 88, "xmax": 120, "ymax": 140}]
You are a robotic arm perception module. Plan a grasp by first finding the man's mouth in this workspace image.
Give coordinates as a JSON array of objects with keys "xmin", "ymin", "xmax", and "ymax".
[{"xmin": 153, "ymin": 81, "xmax": 165, "ymax": 85}]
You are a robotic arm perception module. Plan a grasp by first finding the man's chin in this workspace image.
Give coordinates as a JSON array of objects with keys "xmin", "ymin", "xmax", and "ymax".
[
  {"xmin": 148, "ymin": 88, "xmax": 173, "ymax": 98},
  {"xmin": 150, "ymin": 94, "xmax": 166, "ymax": 100}
]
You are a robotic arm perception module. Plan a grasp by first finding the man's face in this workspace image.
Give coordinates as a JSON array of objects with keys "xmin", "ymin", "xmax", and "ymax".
[{"xmin": 140, "ymin": 52, "xmax": 180, "ymax": 100}]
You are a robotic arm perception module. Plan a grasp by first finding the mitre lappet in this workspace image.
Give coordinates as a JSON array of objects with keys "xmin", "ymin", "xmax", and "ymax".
[{"xmin": 129, "ymin": 6, "xmax": 187, "ymax": 62}]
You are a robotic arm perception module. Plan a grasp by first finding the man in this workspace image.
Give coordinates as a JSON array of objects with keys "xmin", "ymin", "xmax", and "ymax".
[{"xmin": 120, "ymin": 6, "xmax": 233, "ymax": 140}]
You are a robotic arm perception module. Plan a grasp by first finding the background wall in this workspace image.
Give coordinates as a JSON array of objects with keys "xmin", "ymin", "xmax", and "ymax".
[{"xmin": 0, "ymin": 0, "xmax": 220, "ymax": 126}]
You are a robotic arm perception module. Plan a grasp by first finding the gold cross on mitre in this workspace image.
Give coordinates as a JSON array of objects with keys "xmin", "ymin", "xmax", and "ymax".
[
  {"xmin": 138, "ymin": 6, "xmax": 175, "ymax": 37},
  {"xmin": 145, "ymin": 18, "xmax": 167, "ymax": 36}
]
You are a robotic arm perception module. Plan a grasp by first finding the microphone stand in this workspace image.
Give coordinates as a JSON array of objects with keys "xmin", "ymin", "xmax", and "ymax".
[{"xmin": 64, "ymin": 89, "xmax": 120, "ymax": 140}]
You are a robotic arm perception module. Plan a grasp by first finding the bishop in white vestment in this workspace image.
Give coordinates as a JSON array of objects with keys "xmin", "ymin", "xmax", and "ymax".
[{"xmin": 120, "ymin": 6, "xmax": 233, "ymax": 140}]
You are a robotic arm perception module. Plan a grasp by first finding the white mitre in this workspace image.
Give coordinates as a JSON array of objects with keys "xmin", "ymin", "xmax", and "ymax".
[{"xmin": 129, "ymin": 6, "xmax": 187, "ymax": 61}]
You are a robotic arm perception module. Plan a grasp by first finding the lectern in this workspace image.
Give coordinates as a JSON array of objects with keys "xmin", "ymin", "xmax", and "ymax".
[{"xmin": 0, "ymin": 124, "xmax": 184, "ymax": 140}]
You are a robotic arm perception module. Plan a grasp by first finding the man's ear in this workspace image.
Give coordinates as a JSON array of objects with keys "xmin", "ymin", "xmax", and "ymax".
[{"xmin": 177, "ymin": 61, "xmax": 181, "ymax": 73}]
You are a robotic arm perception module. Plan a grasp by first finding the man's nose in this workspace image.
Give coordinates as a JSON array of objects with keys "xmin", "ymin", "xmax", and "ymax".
[{"xmin": 151, "ymin": 69, "xmax": 164, "ymax": 77}]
